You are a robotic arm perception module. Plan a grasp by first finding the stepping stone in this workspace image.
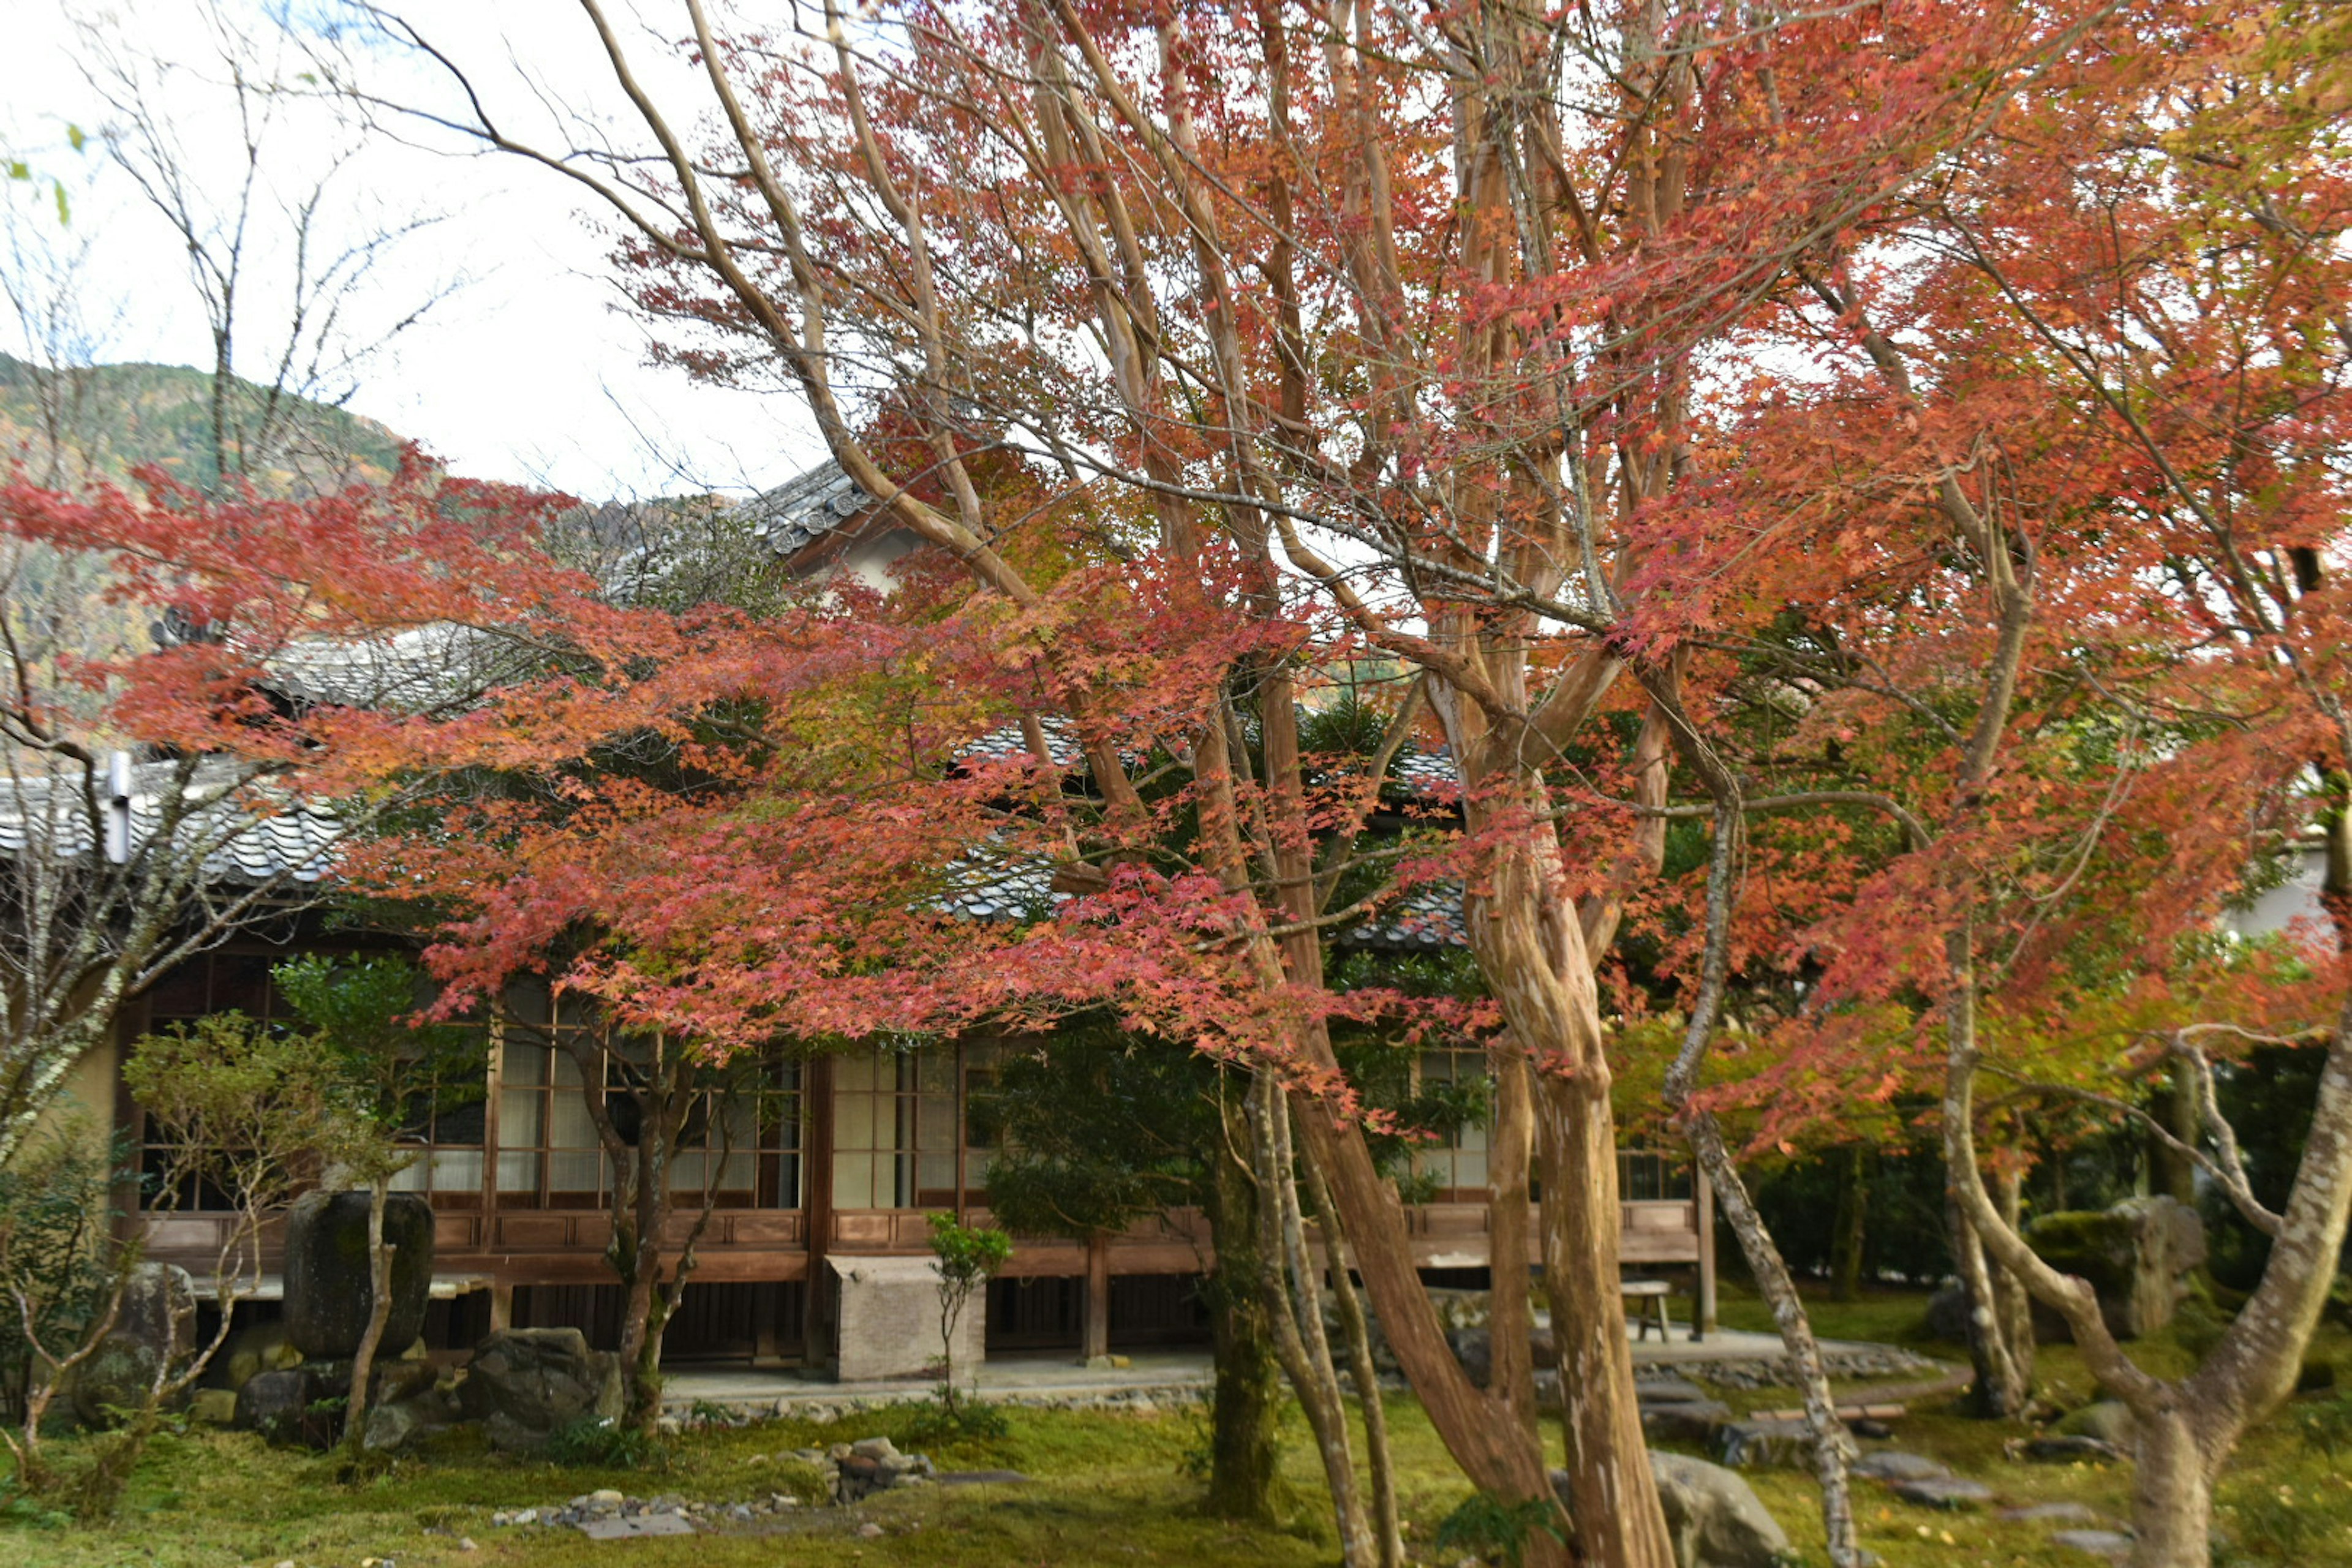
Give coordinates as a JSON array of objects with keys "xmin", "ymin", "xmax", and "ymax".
[
  {"xmin": 1635, "ymin": 1378, "xmax": 1710, "ymax": 1404},
  {"xmin": 2001, "ymin": 1502, "xmax": 2101, "ymax": 1524},
  {"xmin": 2050, "ymin": 1529, "xmax": 2134, "ymax": 1561},
  {"xmin": 933, "ymin": 1469, "xmax": 1031, "ymax": 1486},
  {"xmin": 1889, "ymin": 1476, "xmax": 1994, "ymax": 1509},
  {"xmin": 1640, "ymin": 1400, "xmax": 1732, "ymax": 1442},
  {"xmin": 1852, "ymin": 1451, "xmax": 1950, "ymax": 1482},
  {"xmin": 578, "ymin": 1514, "xmax": 695, "ymax": 1539},
  {"xmin": 2024, "ymin": 1435, "xmax": 2125, "ymax": 1463},
  {"xmin": 1713, "ymin": 1419, "xmax": 1812, "ymax": 1469}
]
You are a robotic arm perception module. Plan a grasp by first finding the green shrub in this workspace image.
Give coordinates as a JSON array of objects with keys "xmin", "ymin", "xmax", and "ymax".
[
  {"xmin": 891, "ymin": 1393, "xmax": 1012, "ymax": 1447},
  {"xmin": 545, "ymin": 1415, "xmax": 662, "ymax": 1469},
  {"xmin": 1432, "ymin": 1491, "xmax": 1567, "ymax": 1568}
]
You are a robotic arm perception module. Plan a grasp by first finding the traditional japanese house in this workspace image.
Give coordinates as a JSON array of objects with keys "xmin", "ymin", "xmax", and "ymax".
[{"xmin": 42, "ymin": 460, "xmax": 1717, "ymax": 1371}]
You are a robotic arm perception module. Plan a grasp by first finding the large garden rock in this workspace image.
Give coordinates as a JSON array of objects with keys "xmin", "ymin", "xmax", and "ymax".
[
  {"xmin": 213, "ymin": 1319, "xmax": 303, "ymax": 1392},
  {"xmin": 1555, "ymin": 1452, "xmax": 1789, "ymax": 1568},
  {"xmin": 363, "ymin": 1386, "xmax": 459, "ymax": 1452},
  {"xmin": 2024, "ymin": 1197, "xmax": 2205, "ymax": 1340},
  {"xmin": 1924, "ymin": 1281, "xmax": 1973, "ymax": 1343},
  {"xmin": 458, "ymin": 1327, "xmax": 624, "ymax": 1451},
  {"xmin": 1449, "ymin": 1322, "xmax": 1556, "ymax": 1388},
  {"xmin": 235, "ymin": 1365, "xmax": 335, "ymax": 1448},
  {"xmin": 2052, "ymin": 1400, "xmax": 2138, "ymax": 1449},
  {"xmin": 282, "ymin": 1190, "xmax": 435, "ymax": 1360},
  {"xmin": 67, "ymin": 1262, "xmax": 195, "ymax": 1427},
  {"xmin": 301, "ymin": 1352, "xmax": 439, "ymax": 1406}
]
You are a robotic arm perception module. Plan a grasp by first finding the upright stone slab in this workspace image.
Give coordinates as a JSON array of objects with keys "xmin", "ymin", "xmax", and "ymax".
[
  {"xmin": 68, "ymin": 1262, "xmax": 195, "ymax": 1427},
  {"xmin": 2024, "ymin": 1196, "xmax": 2204, "ymax": 1340},
  {"xmin": 829, "ymin": 1255, "xmax": 983, "ymax": 1383},
  {"xmin": 282, "ymin": 1190, "xmax": 435, "ymax": 1360}
]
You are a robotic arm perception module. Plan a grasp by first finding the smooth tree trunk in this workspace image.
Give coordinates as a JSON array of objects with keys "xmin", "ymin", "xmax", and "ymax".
[
  {"xmin": 1950, "ymin": 1190, "xmax": 2034, "ymax": 1419},
  {"xmin": 1250, "ymin": 1069, "xmax": 1373, "ymax": 1568},
  {"xmin": 573, "ymin": 1035, "xmax": 726, "ymax": 1434},
  {"xmin": 1299, "ymin": 1128, "xmax": 1404, "ymax": 1568},
  {"xmin": 1989, "ymin": 1166, "xmax": 2036, "ymax": 1398},
  {"xmin": 2130, "ymin": 1406, "xmax": 2217, "ymax": 1568},
  {"xmin": 340, "ymin": 1174, "xmax": 396, "ymax": 1455},
  {"xmin": 608, "ymin": 1114, "xmax": 674, "ymax": 1431}
]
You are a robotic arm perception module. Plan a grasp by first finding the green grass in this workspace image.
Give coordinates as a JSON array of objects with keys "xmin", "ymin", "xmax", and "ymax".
[
  {"xmin": 6, "ymin": 1291, "xmax": 2348, "ymax": 1567},
  {"xmin": 0, "ymin": 1398, "xmax": 1490, "ymax": 1568}
]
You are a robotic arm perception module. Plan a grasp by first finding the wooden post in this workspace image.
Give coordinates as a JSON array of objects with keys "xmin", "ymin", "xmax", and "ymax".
[
  {"xmin": 480, "ymin": 1017, "xmax": 504, "ymax": 1234},
  {"xmin": 1694, "ymin": 1164, "xmax": 1717, "ymax": 1342},
  {"xmin": 489, "ymin": 1283, "xmax": 513, "ymax": 1333},
  {"xmin": 802, "ymin": 1052, "xmax": 837, "ymax": 1368},
  {"xmin": 1082, "ymin": 1232, "xmax": 1111, "ymax": 1363}
]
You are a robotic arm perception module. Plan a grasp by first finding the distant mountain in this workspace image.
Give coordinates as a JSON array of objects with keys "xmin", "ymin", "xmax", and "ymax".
[{"xmin": 0, "ymin": 353, "xmax": 410, "ymax": 494}]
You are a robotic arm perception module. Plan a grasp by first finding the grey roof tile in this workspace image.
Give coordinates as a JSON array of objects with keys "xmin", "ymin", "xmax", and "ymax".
[
  {"xmin": 736, "ymin": 462, "xmax": 874, "ymax": 557},
  {"xmin": 0, "ymin": 757, "xmax": 345, "ymax": 886}
]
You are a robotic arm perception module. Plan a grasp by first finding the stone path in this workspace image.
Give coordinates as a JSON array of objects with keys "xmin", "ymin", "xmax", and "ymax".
[
  {"xmin": 663, "ymin": 1349, "xmax": 1210, "ymax": 1419},
  {"xmin": 1836, "ymin": 1447, "xmax": 2135, "ymax": 1561}
]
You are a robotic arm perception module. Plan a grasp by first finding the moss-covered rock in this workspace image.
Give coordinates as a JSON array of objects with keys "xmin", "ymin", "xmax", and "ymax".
[
  {"xmin": 282, "ymin": 1191, "xmax": 435, "ymax": 1360},
  {"xmin": 2025, "ymin": 1196, "xmax": 2205, "ymax": 1340}
]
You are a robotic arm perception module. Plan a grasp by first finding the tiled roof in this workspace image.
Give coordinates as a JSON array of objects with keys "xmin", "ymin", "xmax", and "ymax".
[
  {"xmin": 737, "ymin": 462, "xmax": 874, "ymax": 557},
  {"xmin": 0, "ymin": 757, "xmax": 345, "ymax": 888},
  {"xmin": 1390, "ymin": 743, "xmax": 1460, "ymax": 793},
  {"xmin": 262, "ymin": 622, "xmax": 535, "ymax": 714},
  {"xmin": 932, "ymin": 845, "xmax": 1061, "ymax": 922},
  {"xmin": 1339, "ymin": 880, "xmax": 1468, "ymax": 950},
  {"xmin": 958, "ymin": 716, "xmax": 1085, "ymax": 770}
]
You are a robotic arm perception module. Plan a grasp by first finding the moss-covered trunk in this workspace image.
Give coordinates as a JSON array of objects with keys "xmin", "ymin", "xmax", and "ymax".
[{"xmin": 1203, "ymin": 1096, "xmax": 1284, "ymax": 1525}]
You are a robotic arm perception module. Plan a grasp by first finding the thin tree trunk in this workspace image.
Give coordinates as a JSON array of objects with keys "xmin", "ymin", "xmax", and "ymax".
[
  {"xmin": 1198, "ymin": 674, "xmax": 1564, "ymax": 1537},
  {"xmin": 1652, "ymin": 703, "xmax": 1863, "ymax": 1567},
  {"xmin": 340, "ymin": 1174, "xmax": 396, "ymax": 1454},
  {"xmin": 622, "ymin": 1152, "xmax": 670, "ymax": 1430},
  {"xmin": 9, "ymin": 1262, "xmax": 130, "ymax": 1490},
  {"xmin": 1298, "ymin": 1122, "xmax": 1404, "ymax": 1568},
  {"xmin": 1989, "ymin": 1164, "xmax": 2035, "ymax": 1400},
  {"xmin": 1950, "ymin": 1192, "xmax": 2032, "ymax": 1418},
  {"xmin": 1683, "ymin": 1112, "xmax": 1866, "ymax": 1568},
  {"xmin": 1830, "ymin": 1146, "xmax": 1868, "ymax": 1302},
  {"xmin": 1251, "ymin": 1069, "xmax": 1373, "ymax": 1568}
]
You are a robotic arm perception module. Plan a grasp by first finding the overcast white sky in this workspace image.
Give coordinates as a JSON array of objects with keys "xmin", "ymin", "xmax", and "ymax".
[{"xmin": 1, "ymin": 1, "xmax": 829, "ymax": 502}]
